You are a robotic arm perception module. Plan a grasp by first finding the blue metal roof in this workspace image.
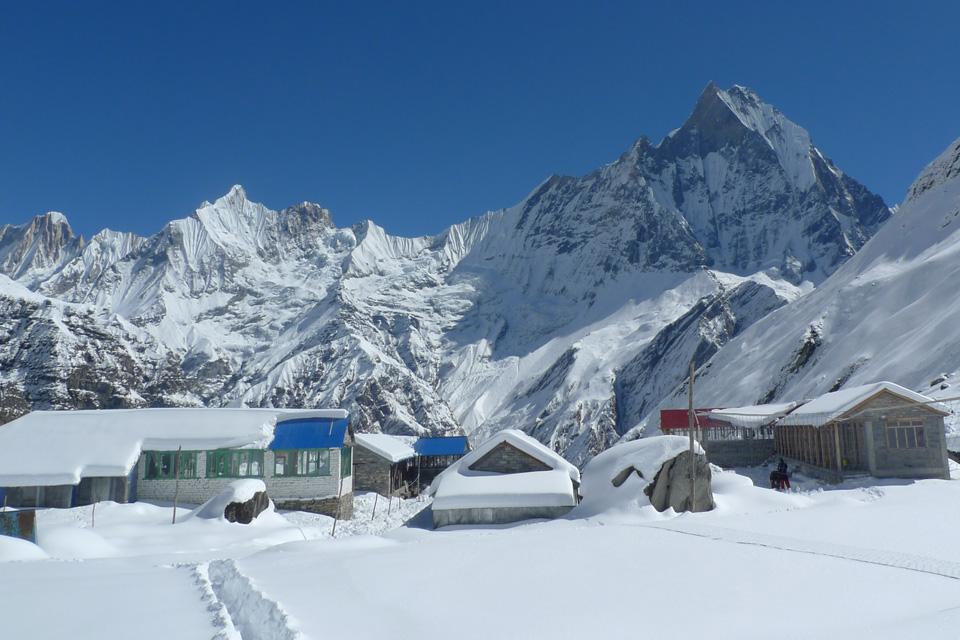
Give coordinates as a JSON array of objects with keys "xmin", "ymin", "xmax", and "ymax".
[
  {"xmin": 414, "ymin": 436, "xmax": 470, "ymax": 456},
  {"xmin": 270, "ymin": 418, "xmax": 349, "ymax": 450}
]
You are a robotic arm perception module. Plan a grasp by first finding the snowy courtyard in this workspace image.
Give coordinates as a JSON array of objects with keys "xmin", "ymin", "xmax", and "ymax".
[{"xmin": 4, "ymin": 469, "xmax": 960, "ymax": 639}]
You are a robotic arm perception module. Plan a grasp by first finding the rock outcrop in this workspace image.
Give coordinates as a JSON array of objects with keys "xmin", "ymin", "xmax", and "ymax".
[
  {"xmin": 223, "ymin": 490, "xmax": 270, "ymax": 524},
  {"xmin": 644, "ymin": 450, "xmax": 715, "ymax": 513}
]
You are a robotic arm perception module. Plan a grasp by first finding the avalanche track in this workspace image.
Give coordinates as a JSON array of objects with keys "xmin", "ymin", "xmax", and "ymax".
[
  {"xmin": 646, "ymin": 520, "xmax": 960, "ymax": 581},
  {"xmin": 194, "ymin": 560, "xmax": 306, "ymax": 640}
]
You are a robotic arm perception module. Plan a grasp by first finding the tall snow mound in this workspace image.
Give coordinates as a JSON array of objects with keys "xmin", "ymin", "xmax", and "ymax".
[
  {"xmin": 188, "ymin": 480, "xmax": 268, "ymax": 521},
  {"xmin": 577, "ymin": 436, "xmax": 702, "ymax": 514}
]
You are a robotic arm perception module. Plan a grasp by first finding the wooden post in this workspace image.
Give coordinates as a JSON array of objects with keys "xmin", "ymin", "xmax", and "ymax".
[
  {"xmin": 371, "ymin": 492, "xmax": 378, "ymax": 521},
  {"xmin": 171, "ymin": 446, "xmax": 182, "ymax": 525},
  {"xmin": 91, "ymin": 500, "xmax": 96, "ymax": 528},
  {"xmin": 687, "ymin": 359, "xmax": 696, "ymax": 513},
  {"xmin": 387, "ymin": 469, "xmax": 394, "ymax": 515},
  {"xmin": 331, "ymin": 470, "xmax": 343, "ymax": 537},
  {"xmin": 416, "ymin": 455, "xmax": 421, "ymax": 498},
  {"xmin": 833, "ymin": 422, "xmax": 843, "ymax": 482}
]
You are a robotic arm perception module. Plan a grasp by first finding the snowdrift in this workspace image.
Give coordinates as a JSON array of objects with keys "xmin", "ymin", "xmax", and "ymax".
[{"xmin": 576, "ymin": 435, "xmax": 704, "ymax": 515}]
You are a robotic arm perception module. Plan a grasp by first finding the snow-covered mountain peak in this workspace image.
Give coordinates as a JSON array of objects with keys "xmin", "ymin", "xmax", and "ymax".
[
  {"xmin": 908, "ymin": 137, "xmax": 960, "ymax": 203},
  {"xmin": 41, "ymin": 211, "xmax": 71, "ymax": 226},
  {"xmin": 669, "ymin": 82, "xmax": 818, "ymax": 191},
  {"xmin": 0, "ymin": 210, "xmax": 85, "ymax": 286}
]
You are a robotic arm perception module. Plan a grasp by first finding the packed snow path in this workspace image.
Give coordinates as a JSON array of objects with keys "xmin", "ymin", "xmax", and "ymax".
[
  {"xmin": 646, "ymin": 519, "xmax": 960, "ymax": 581},
  {"xmin": 199, "ymin": 559, "xmax": 305, "ymax": 640}
]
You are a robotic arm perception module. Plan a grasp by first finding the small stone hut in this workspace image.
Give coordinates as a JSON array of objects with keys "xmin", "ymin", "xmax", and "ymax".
[
  {"xmin": 353, "ymin": 434, "xmax": 417, "ymax": 496},
  {"xmin": 776, "ymin": 381, "xmax": 950, "ymax": 481},
  {"xmin": 426, "ymin": 430, "xmax": 580, "ymax": 528}
]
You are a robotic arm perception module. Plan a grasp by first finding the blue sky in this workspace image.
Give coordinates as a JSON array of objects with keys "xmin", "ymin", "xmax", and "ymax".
[{"xmin": 1, "ymin": 1, "xmax": 958, "ymax": 238}]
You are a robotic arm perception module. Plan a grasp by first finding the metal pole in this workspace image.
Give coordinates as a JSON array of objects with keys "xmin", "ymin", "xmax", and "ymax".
[
  {"xmin": 688, "ymin": 359, "xmax": 697, "ymax": 513},
  {"xmin": 172, "ymin": 446, "xmax": 182, "ymax": 525}
]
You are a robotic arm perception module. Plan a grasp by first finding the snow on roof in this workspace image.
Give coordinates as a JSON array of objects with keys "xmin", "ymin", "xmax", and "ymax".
[
  {"xmin": 431, "ymin": 469, "xmax": 577, "ymax": 511},
  {"xmin": 426, "ymin": 430, "xmax": 581, "ymax": 511},
  {"xmin": 707, "ymin": 402, "xmax": 798, "ymax": 428},
  {"xmin": 779, "ymin": 382, "xmax": 948, "ymax": 426},
  {"xmin": 0, "ymin": 408, "xmax": 345, "ymax": 487},
  {"xmin": 354, "ymin": 434, "xmax": 417, "ymax": 463}
]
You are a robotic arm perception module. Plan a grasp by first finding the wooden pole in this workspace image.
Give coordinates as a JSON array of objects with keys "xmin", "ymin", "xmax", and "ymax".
[
  {"xmin": 331, "ymin": 468, "xmax": 343, "ymax": 537},
  {"xmin": 371, "ymin": 492, "xmax": 378, "ymax": 521},
  {"xmin": 387, "ymin": 469, "xmax": 394, "ymax": 515},
  {"xmin": 171, "ymin": 446, "xmax": 182, "ymax": 525},
  {"xmin": 688, "ymin": 359, "xmax": 697, "ymax": 513},
  {"xmin": 833, "ymin": 423, "xmax": 843, "ymax": 482}
]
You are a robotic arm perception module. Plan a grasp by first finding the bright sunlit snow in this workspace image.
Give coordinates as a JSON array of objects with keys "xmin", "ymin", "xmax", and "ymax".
[{"xmin": 5, "ymin": 470, "xmax": 960, "ymax": 639}]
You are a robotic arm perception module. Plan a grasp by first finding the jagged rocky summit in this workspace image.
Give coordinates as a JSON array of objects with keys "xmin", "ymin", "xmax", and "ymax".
[{"xmin": 0, "ymin": 83, "xmax": 894, "ymax": 464}]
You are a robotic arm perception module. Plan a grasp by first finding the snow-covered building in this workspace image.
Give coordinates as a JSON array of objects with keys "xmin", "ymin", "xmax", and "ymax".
[
  {"xmin": 353, "ymin": 433, "xmax": 417, "ymax": 496},
  {"xmin": 0, "ymin": 408, "xmax": 356, "ymax": 517},
  {"xmin": 661, "ymin": 405, "xmax": 790, "ymax": 467},
  {"xmin": 426, "ymin": 430, "xmax": 579, "ymax": 528},
  {"xmin": 775, "ymin": 382, "xmax": 950, "ymax": 481},
  {"xmin": 354, "ymin": 434, "xmax": 470, "ymax": 497}
]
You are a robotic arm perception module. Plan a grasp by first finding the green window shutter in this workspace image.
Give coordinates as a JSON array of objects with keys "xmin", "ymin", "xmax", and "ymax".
[{"xmin": 340, "ymin": 446, "xmax": 352, "ymax": 478}]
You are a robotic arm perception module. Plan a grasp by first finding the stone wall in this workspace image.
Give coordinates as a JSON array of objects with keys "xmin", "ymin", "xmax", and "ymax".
[
  {"xmin": 353, "ymin": 445, "xmax": 393, "ymax": 493},
  {"xmin": 469, "ymin": 442, "xmax": 551, "ymax": 474},
  {"xmin": 703, "ymin": 439, "xmax": 775, "ymax": 468},
  {"xmin": 857, "ymin": 391, "xmax": 948, "ymax": 480},
  {"xmin": 136, "ymin": 449, "xmax": 352, "ymax": 516},
  {"xmin": 275, "ymin": 493, "xmax": 354, "ymax": 519}
]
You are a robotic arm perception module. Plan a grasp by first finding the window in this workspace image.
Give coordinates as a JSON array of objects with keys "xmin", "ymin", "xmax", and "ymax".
[
  {"xmin": 206, "ymin": 450, "xmax": 264, "ymax": 478},
  {"xmin": 885, "ymin": 418, "xmax": 927, "ymax": 449},
  {"xmin": 273, "ymin": 450, "xmax": 330, "ymax": 477},
  {"xmin": 340, "ymin": 446, "xmax": 352, "ymax": 478},
  {"xmin": 144, "ymin": 451, "xmax": 197, "ymax": 479}
]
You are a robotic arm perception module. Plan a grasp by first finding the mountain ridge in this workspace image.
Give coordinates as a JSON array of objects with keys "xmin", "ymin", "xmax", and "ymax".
[{"xmin": 0, "ymin": 83, "xmax": 898, "ymax": 463}]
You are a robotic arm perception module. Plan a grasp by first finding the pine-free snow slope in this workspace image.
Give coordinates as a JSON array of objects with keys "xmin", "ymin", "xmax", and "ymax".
[{"xmin": 665, "ymin": 136, "xmax": 960, "ymax": 424}]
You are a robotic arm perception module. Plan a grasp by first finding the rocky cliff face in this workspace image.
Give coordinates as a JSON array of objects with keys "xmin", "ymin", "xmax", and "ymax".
[
  {"xmin": 653, "ymin": 135, "xmax": 960, "ymax": 427},
  {"xmin": 0, "ymin": 84, "xmax": 893, "ymax": 462}
]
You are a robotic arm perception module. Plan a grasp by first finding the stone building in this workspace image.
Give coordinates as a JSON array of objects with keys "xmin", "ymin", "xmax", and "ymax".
[
  {"xmin": 427, "ymin": 429, "xmax": 580, "ymax": 528},
  {"xmin": 775, "ymin": 381, "xmax": 950, "ymax": 482},
  {"xmin": 353, "ymin": 433, "xmax": 417, "ymax": 496},
  {"xmin": 0, "ymin": 408, "xmax": 355, "ymax": 518},
  {"xmin": 354, "ymin": 434, "xmax": 470, "ymax": 497}
]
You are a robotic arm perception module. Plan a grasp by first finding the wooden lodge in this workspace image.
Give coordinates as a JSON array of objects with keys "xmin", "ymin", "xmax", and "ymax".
[{"xmin": 775, "ymin": 382, "xmax": 950, "ymax": 481}]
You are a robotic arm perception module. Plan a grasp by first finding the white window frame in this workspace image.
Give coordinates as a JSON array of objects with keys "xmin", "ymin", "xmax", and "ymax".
[{"xmin": 885, "ymin": 417, "xmax": 927, "ymax": 449}]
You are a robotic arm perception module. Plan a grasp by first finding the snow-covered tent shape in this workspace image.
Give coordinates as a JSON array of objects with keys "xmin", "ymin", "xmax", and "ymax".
[
  {"xmin": 426, "ymin": 429, "xmax": 580, "ymax": 528},
  {"xmin": 774, "ymin": 381, "xmax": 950, "ymax": 481}
]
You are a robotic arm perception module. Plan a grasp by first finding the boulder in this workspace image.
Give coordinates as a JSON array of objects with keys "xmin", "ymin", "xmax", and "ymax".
[
  {"xmin": 644, "ymin": 450, "xmax": 715, "ymax": 513},
  {"xmin": 223, "ymin": 491, "xmax": 270, "ymax": 524},
  {"xmin": 189, "ymin": 479, "xmax": 272, "ymax": 524}
]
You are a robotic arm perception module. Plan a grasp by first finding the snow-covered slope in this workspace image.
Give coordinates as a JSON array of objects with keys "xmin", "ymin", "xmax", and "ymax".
[
  {"xmin": 659, "ymin": 136, "xmax": 960, "ymax": 425},
  {"xmin": 0, "ymin": 84, "xmax": 894, "ymax": 462}
]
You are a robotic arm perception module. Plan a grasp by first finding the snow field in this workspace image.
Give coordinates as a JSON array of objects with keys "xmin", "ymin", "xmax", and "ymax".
[{"xmin": 5, "ymin": 473, "xmax": 960, "ymax": 638}]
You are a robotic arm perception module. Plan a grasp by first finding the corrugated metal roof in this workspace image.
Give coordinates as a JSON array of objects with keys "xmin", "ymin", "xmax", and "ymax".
[
  {"xmin": 415, "ymin": 436, "xmax": 470, "ymax": 456},
  {"xmin": 270, "ymin": 418, "xmax": 350, "ymax": 450}
]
